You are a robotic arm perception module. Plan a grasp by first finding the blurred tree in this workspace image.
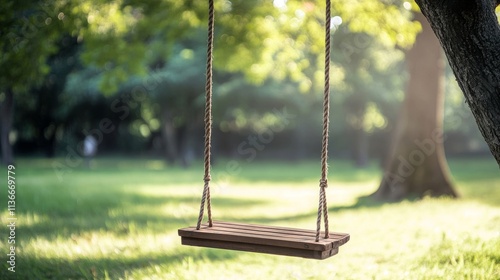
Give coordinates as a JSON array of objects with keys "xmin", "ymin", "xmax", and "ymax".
[
  {"xmin": 415, "ymin": 0, "xmax": 500, "ymax": 165},
  {"xmin": 0, "ymin": 89, "xmax": 14, "ymax": 165},
  {"xmin": 31, "ymin": 37, "xmax": 80, "ymax": 157},
  {"xmin": 60, "ymin": 65, "xmax": 150, "ymax": 155},
  {"xmin": 373, "ymin": 13, "xmax": 457, "ymax": 200},
  {"xmin": 64, "ymin": 0, "xmax": 420, "ymax": 165},
  {"xmin": 331, "ymin": 28, "xmax": 406, "ymax": 167},
  {"xmin": 0, "ymin": 1, "xmax": 64, "ymax": 164},
  {"xmin": 2, "ymin": 0, "xmax": 421, "ymax": 165},
  {"xmin": 154, "ymin": 40, "xmax": 205, "ymax": 166}
]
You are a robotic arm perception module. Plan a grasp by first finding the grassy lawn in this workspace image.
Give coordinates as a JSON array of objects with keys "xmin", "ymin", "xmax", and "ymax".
[{"xmin": 1, "ymin": 157, "xmax": 499, "ymax": 279}]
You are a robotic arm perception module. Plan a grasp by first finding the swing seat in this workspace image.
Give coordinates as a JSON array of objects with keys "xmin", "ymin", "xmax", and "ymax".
[{"xmin": 178, "ymin": 221, "xmax": 350, "ymax": 260}]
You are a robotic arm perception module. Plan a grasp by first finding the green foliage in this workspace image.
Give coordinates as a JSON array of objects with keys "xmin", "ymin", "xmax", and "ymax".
[
  {"xmin": 1, "ymin": 0, "xmax": 422, "ymax": 94},
  {"xmin": 9, "ymin": 0, "xmax": 489, "ymax": 162},
  {"xmin": 333, "ymin": 0, "xmax": 421, "ymax": 47},
  {"xmin": 5, "ymin": 0, "xmax": 488, "ymax": 163},
  {"xmin": 0, "ymin": 1, "xmax": 63, "ymax": 91},
  {"xmin": 3, "ymin": 0, "xmax": 421, "ymax": 93},
  {"xmin": 331, "ymin": 27, "xmax": 406, "ymax": 137}
]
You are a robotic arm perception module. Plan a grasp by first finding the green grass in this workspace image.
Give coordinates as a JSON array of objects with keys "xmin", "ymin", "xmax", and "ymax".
[{"xmin": 0, "ymin": 157, "xmax": 499, "ymax": 280}]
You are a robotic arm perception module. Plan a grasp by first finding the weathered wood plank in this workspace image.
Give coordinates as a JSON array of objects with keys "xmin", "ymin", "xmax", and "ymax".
[
  {"xmin": 180, "ymin": 225, "xmax": 332, "ymax": 250},
  {"xmin": 178, "ymin": 221, "xmax": 349, "ymax": 259},
  {"xmin": 215, "ymin": 221, "xmax": 348, "ymax": 238},
  {"xmin": 181, "ymin": 236, "xmax": 340, "ymax": 260},
  {"xmin": 181, "ymin": 225, "xmax": 335, "ymax": 245},
  {"xmin": 215, "ymin": 221, "xmax": 348, "ymax": 239},
  {"xmin": 180, "ymin": 221, "xmax": 348, "ymax": 241}
]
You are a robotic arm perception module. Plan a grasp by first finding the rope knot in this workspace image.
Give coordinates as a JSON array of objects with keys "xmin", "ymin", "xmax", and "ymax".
[
  {"xmin": 319, "ymin": 179, "xmax": 328, "ymax": 188},
  {"xmin": 204, "ymin": 175, "xmax": 211, "ymax": 183}
]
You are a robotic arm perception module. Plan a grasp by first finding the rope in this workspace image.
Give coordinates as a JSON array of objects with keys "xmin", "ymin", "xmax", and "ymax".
[
  {"xmin": 316, "ymin": 0, "xmax": 331, "ymax": 242},
  {"xmin": 197, "ymin": 0, "xmax": 215, "ymax": 230},
  {"xmin": 196, "ymin": 0, "xmax": 332, "ymax": 238}
]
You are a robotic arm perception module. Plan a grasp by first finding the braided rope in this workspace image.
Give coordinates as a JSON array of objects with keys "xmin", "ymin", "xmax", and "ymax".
[
  {"xmin": 322, "ymin": 182, "xmax": 329, "ymax": 238},
  {"xmin": 196, "ymin": 0, "xmax": 215, "ymax": 230},
  {"xmin": 197, "ymin": 0, "xmax": 332, "ymax": 237},
  {"xmin": 316, "ymin": 0, "xmax": 331, "ymax": 242}
]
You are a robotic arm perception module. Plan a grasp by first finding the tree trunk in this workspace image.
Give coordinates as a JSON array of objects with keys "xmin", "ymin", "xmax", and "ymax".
[
  {"xmin": 415, "ymin": 0, "xmax": 500, "ymax": 166},
  {"xmin": 1, "ymin": 88, "xmax": 14, "ymax": 165},
  {"xmin": 160, "ymin": 108, "xmax": 178, "ymax": 164},
  {"xmin": 373, "ymin": 13, "xmax": 457, "ymax": 200},
  {"xmin": 45, "ymin": 126, "xmax": 58, "ymax": 158}
]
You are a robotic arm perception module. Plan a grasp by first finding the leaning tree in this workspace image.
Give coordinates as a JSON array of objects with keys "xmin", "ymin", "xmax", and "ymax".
[
  {"xmin": 415, "ymin": 0, "xmax": 500, "ymax": 166},
  {"xmin": 373, "ymin": 12, "xmax": 457, "ymax": 200}
]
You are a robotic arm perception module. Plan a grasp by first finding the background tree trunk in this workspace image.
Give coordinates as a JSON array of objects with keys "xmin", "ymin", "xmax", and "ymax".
[
  {"xmin": 160, "ymin": 108, "xmax": 178, "ymax": 164},
  {"xmin": 176, "ymin": 123, "xmax": 195, "ymax": 168},
  {"xmin": 415, "ymin": 0, "xmax": 500, "ymax": 166},
  {"xmin": 352, "ymin": 124, "xmax": 369, "ymax": 168},
  {"xmin": 345, "ymin": 94, "xmax": 369, "ymax": 167},
  {"xmin": 373, "ymin": 13, "xmax": 457, "ymax": 200},
  {"xmin": 1, "ymin": 88, "xmax": 14, "ymax": 165}
]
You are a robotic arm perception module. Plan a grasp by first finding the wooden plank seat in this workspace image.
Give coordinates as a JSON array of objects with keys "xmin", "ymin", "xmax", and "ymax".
[{"xmin": 178, "ymin": 221, "xmax": 350, "ymax": 260}]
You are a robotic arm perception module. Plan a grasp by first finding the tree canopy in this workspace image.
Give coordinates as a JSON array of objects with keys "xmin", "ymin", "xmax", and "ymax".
[
  {"xmin": 1, "ymin": 0, "xmax": 492, "ymax": 169},
  {"xmin": 1, "ymin": 0, "xmax": 420, "ymax": 94}
]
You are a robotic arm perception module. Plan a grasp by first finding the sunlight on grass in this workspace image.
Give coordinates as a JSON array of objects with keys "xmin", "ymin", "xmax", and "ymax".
[{"xmin": 0, "ymin": 158, "xmax": 499, "ymax": 279}]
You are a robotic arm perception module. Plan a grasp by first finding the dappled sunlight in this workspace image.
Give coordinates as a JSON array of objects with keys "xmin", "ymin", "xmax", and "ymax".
[
  {"xmin": 329, "ymin": 181, "xmax": 379, "ymax": 206},
  {"xmin": 3, "ymin": 0, "xmax": 499, "ymax": 277},
  {"xmin": 21, "ymin": 228, "xmax": 179, "ymax": 265},
  {"xmin": 1, "ymin": 212, "xmax": 48, "ymax": 227},
  {"xmin": 2, "ymin": 159, "xmax": 499, "ymax": 279},
  {"xmin": 123, "ymin": 184, "xmax": 200, "ymax": 197}
]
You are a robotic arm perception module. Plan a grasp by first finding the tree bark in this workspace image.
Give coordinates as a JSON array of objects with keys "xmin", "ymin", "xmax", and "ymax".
[
  {"xmin": 415, "ymin": 0, "xmax": 500, "ymax": 166},
  {"xmin": 1, "ymin": 88, "xmax": 14, "ymax": 165},
  {"xmin": 160, "ymin": 108, "xmax": 178, "ymax": 164},
  {"xmin": 373, "ymin": 13, "xmax": 457, "ymax": 200}
]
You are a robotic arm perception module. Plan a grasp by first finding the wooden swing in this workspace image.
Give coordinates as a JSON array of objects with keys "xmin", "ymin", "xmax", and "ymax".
[{"xmin": 178, "ymin": 0, "xmax": 349, "ymax": 260}]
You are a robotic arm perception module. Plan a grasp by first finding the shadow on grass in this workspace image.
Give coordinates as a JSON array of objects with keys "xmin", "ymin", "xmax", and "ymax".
[
  {"xmin": 8, "ymin": 184, "xmax": 257, "ymax": 280},
  {"xmin": 18, "ymin": 189, "xmax": 269, "ymax": 241},
  {"xmin": 1, "ymin": 249, "xmax": 239, "ymax": 280},
  {"xmin": 224, "ymin": 194, "xmax": 409, "ymax": 226},
  {"xmin": 10, "ymin": 189, "xmax": 394, "ymax": 279},
  {"xmin": 330, "ymin": 194, "xmax": 420, "ymax": 211}
]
